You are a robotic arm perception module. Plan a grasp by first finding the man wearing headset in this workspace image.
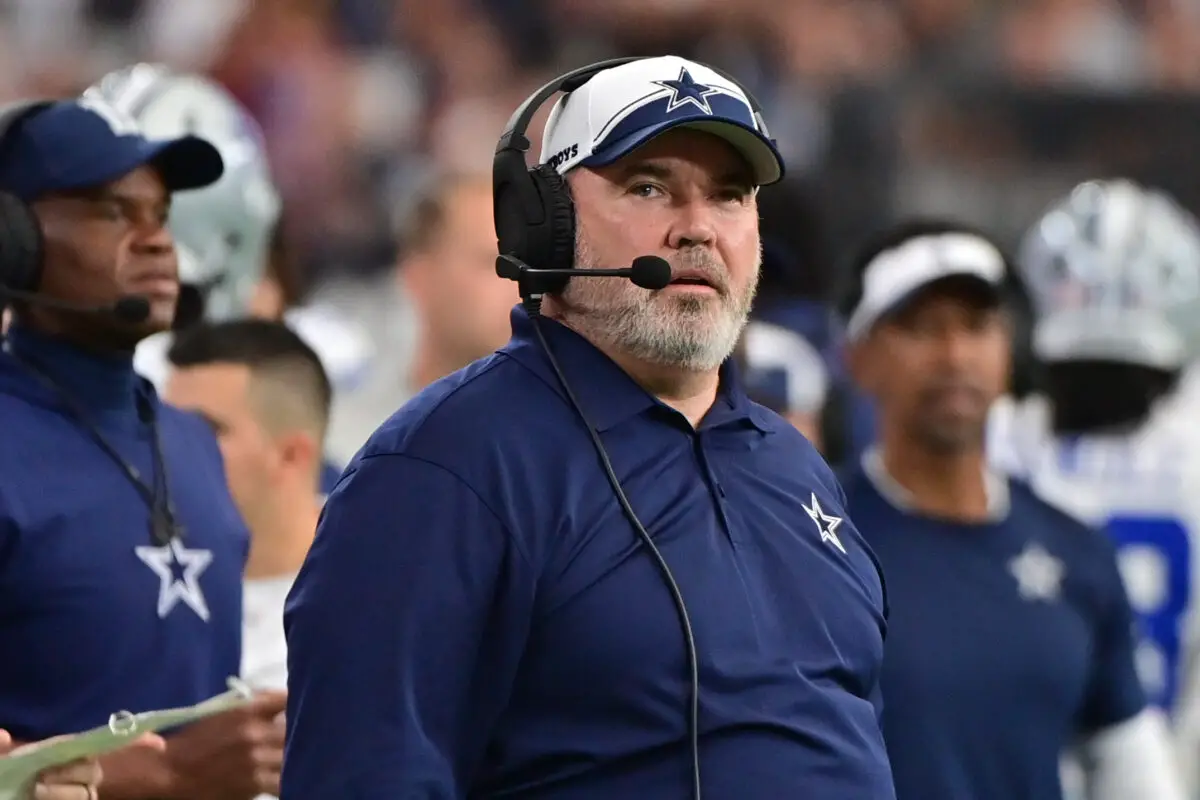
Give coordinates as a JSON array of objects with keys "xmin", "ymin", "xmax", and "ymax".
[
  {"xmin": 283, "ymin": 56, "xmax": 894, "ymax": 799},
  {"xmin": 0, "ymin": 94, "xmax": 286, "ymax": 799}
]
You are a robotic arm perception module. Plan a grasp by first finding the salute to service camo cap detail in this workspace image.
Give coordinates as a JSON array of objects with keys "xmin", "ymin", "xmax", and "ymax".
[{"xmin": 538, "ymin": 56, "xmax": 785, "ymax": 186}]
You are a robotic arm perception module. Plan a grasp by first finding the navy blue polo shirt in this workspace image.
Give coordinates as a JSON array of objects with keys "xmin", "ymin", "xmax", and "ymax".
[
  {"xmin": 282, "ymin": 307, "xmax": 896, "ymax": 799},
  {"xmin": 0, "ymin": 326, "xmax": 246, "ymax": 739},
  {"xmin": 840, "ymin": 462, "xmax": 1145, "ymax": 800},
  {"xmin": 317, "ymin": 458, "xmax": 341, "ymax": 498}
]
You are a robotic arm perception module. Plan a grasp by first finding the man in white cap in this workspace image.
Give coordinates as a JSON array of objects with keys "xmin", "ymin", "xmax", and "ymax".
[
  {"xmin": 836, "ymin": 218, "xmax": 1183, "ymax": 800},
  {"xmin": 282, "ymin": 56, "xmax": 894, "ymax": 798}
]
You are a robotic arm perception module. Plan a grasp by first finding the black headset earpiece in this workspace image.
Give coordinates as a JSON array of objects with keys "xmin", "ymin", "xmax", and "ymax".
[
  {"xmin": 0, "ymin": 100, "xmax": 53, "ymax": 295},
  {"xmin": 493, "ymin": 58, "xmax": 641, "ymax": 295},
  {"xmin": 493, "ymin": 57, "xmax": 773, "ymax": 295}
]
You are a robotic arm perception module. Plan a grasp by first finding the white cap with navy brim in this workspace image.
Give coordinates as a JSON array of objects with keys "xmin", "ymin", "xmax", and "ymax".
[
  {"xmin": 846, "ymin": 233, "xmax": 1007, "ymax": 342},
  {"xmin": 538, "ymin": 55, "xmax": 784, "ymax": 186}
]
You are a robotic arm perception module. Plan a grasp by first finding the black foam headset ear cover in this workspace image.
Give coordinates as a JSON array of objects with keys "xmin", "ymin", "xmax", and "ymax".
[
  {"xmin": 0, "ymin": 100, "xmax": 53, "ymax": 293},
  {"xmin": 0, "ymin": 192, "xmax": 44, "ymax": 293},
  {"xmin": 492, "ymin": 58, "xmax": 643, "ymax": 291},
  {"xmin": 491, "ymin": 161, "xmax": 576, "ymax": 295},
  {"xmin": 528, "ymin": 164, "xmax": 576, "ymax": 288}
]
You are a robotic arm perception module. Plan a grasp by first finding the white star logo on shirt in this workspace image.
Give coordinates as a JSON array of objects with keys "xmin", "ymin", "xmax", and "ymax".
[
  {"xmin": 1009, "ymin": 542, "xmax": 1064, "ymax": 602},
  {"xmin": 803, "ymin": 493, "xmax": 846, "ymax": 555},
  {"xmin": 135, "ymin": 538, "xmax": 214, "ymax": 622}
]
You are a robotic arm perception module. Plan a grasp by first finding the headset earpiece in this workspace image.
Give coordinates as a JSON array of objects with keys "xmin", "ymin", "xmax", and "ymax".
[
  {"xmin": 492, "ymin": 60, "xmax": 638, "ymax": 295},
  {"xmin": 527, "ymin": 164, "xmax": 576, "ymax": 291},
  {"xmin": 0, "ymin": 100, "xmax": 53, "ymax": 294},
  {"xmin": 0, "ymin": 193, "xmax": 44, "ymax": 294}
]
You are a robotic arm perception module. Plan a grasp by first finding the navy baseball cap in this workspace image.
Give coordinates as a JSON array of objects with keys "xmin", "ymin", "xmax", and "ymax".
[
  {"xmin": 0, "ymin": 97, "xmax": 224, "ymax": 201},
  {"xmin": 538, "ymin": 56, "xmax": 784, "ymax": 186}
]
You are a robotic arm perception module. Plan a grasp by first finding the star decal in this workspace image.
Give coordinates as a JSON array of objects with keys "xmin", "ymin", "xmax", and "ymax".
[
  {"xmin": 1009, "ymin": 542, "xmax": 1065, "ymax": 602},
  {"xmin": 803, "ymin": 493, "xmax": 847, "ymax": 555},
  {"xmin": 653, "ymin": 68, "xmax": 723, "ymax": 116},
  {"xmin": 136, "ymin": 538, "xmax": 214, "ymax": 622}
]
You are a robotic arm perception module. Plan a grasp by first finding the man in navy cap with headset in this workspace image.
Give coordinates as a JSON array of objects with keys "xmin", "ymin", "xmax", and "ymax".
[
  {"xmin": 0, "ymin": 92, "xmax": 289, "ymax": 799},
  {"xmin": 283, "ymin": 55, "xmax": 895, "ymax": 799}
]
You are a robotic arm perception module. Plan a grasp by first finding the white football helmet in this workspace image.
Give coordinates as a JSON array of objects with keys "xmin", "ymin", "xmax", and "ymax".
[
  {"xmin": 1018, "ymin": 179, "xmax": 1200, "ymax": 371},
  {"xmin": 86, "ymin": 63, "xmax": 282, "ymax": 322}
]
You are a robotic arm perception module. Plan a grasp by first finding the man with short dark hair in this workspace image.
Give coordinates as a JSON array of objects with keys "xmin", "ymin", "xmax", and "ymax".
[
  {"xmin": 836, "ymin": 218, "xmax": 1184, "ymax": 800},
  {"xmin": 0, "ymin": 94, "xmax": 286, "ymax": 799},
  {"xmin": 166, "ymin": 319, "xmax": 331, "ymax": 692}
]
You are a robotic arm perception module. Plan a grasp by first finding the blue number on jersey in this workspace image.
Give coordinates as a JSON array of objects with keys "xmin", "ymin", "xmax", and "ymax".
[{"xmin": 1105, "ymin": 516, "xmax": 1191, "ymax": 710}]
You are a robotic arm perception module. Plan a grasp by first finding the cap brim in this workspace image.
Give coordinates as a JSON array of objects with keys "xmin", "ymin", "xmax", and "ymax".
[
  {"xmin": 60, "ymin": 135, "xmax": 225, "ymax": 197},
  {"xmin": 872, "ymin": 273, "xmax": 1003, "ymax": 331},
  {"xmin": 144, "ymin": 135, "xmax": 225, "ymax": 192},
  {"xmin": 581, "ymin": 118, "xmax": 784, "ymax": 186}
]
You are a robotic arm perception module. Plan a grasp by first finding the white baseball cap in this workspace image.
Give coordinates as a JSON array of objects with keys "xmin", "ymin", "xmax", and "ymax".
[
  {"xmin": 538, "ymin": 56, "xmax": 784, "ymax": 186},
  {"xmin": 846, "ymin": 232, "xmax": 1007, "ymax": 341}
]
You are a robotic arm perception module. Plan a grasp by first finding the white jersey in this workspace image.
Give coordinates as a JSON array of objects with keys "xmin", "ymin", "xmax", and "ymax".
[
  {"xmin": 241, "ymin": 574, "xmax": 296, "ymax": 692},
  {"xmin": 242, "ymin": 573, "xmax": 296, "ymax": 800},
  {"xmin": 989, "ymin": 374, "xmax": 1200, "ymax": 714},
  {"xmin": 990, "ymin": 376, "xmax": 1200, "ymax": 794}
]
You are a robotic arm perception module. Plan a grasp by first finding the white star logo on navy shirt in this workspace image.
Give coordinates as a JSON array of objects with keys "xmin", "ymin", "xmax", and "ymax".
[
  {"xmin": 136, "ymin": 538, "xmax": 214, "ymax": 622},
  {"xmin": 653, "ymin": 68, "xmax": 722, "ymax": 116},
  {"xmin": 803, "ymin": 493, "xmax": 847, "ymax": 555},
  {"xmin": 1008, "ymin": 542, "xmax": 1064, "ymax": 602}
]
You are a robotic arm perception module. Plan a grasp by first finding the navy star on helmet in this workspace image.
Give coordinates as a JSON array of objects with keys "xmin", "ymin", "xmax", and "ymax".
[{"xmin": 539, "ymin": 55, "xmax": 784, "ymax": 186}]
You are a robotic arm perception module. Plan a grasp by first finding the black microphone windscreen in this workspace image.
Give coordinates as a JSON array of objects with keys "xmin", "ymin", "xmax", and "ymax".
[
  {"xmin": 112, "ymin": 295, "xmax": 151, "ymax": 324},
  {"xmin": 496, "ymin": 254, "xmax": 523, "ymax": 281},
  {"xmin": 629, "ymin": 256, "xmax": 672, "ymax": 291}
]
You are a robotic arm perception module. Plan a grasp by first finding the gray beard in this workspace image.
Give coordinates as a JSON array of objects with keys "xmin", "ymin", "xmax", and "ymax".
[{"xmin": 559, "ymin": 238, "xmax": 759, "ymax": 372}]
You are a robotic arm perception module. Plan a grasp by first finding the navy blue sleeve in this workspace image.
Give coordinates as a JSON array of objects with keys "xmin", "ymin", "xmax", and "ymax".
[
  {"xmin": 317, "ymin": 458, "xmax": 342, "ymax": 497},
  {"xmin": 281, "ymin": 453, "xmax": 537, "ymax": 798},
  {"xmin": 1077, "ymin": 535, "xmax": 1147, "ymax": 733}
]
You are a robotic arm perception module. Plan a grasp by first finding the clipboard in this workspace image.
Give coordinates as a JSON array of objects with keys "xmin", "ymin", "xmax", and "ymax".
[{"xmin": 0, "ymin": 677, "xmax": 253, "ymax": 800}]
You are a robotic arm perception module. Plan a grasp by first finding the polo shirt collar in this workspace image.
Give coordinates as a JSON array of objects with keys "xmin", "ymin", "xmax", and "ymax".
[{"xmin": 502, "ymin": 306, "xmax": 774, "ymax": 434}]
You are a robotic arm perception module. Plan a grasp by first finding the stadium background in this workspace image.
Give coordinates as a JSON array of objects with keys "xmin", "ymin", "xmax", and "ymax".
[{"xmin": 1, "ymin": 0, "xmax": 1198, "ymax": 467}]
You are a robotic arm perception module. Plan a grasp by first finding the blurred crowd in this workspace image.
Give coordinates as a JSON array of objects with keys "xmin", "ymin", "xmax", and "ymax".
[
  {"xmin": 3, "ymin": 0, "xmax": 1199, "ymax": 301},
  {"xmin": 2, "ymin": 0, "xmax": 1197, "ymax": 471},
  {"xmin": 4, "ymin": 1, "xmax": 1200, "ymax": 796}
]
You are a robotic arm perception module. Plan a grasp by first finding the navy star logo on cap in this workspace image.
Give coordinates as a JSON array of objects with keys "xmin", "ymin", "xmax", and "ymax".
[{"xmin": 653, "ymin": 67, "xmax": 722, "ymax": 116}]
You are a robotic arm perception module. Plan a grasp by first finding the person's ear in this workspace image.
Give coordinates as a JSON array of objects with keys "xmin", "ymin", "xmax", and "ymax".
[{"xmin": 271, "ymin": 429, "xmax": 319, "ymax": 484}]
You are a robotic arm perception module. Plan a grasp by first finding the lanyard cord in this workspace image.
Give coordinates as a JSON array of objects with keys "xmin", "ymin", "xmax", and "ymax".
[{"xmin": 5, "ymin": 344, "xmax": 182, "ymax": 546}]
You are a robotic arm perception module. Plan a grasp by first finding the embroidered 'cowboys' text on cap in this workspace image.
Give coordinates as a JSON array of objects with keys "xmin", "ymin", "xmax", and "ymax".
[{"xmin": 538, "ymin": 56, "xmax": 784, "ymax": 186}]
